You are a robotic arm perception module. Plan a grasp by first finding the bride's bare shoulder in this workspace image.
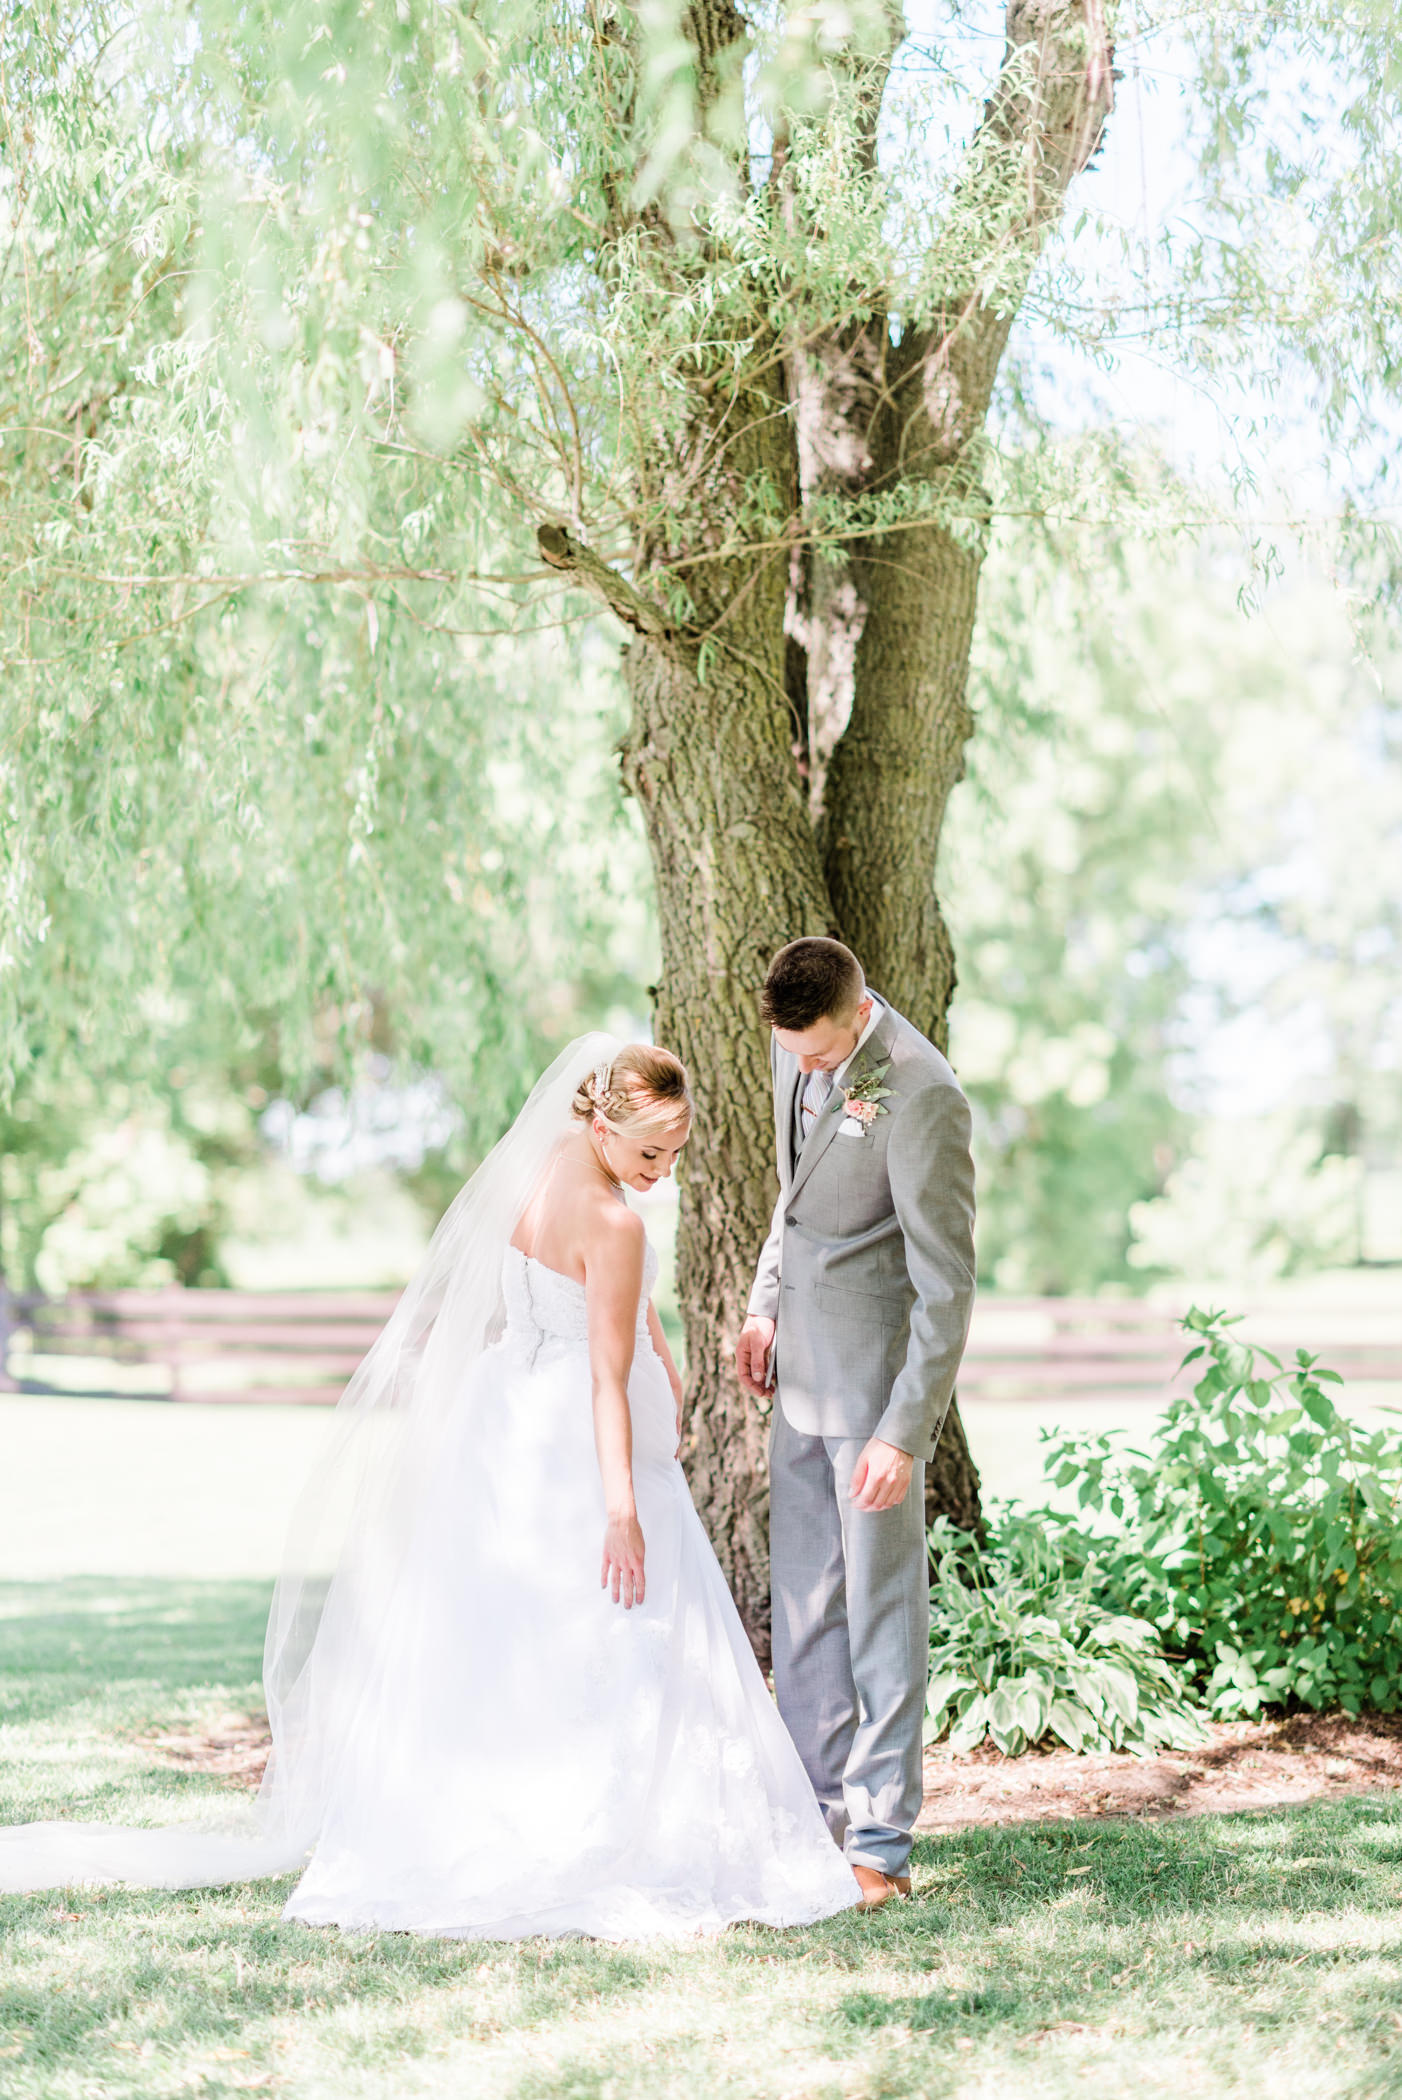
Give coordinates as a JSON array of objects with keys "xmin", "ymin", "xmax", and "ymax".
[{"xmin": 581, "ymin": 1189, "xmax": 645, "ymax": 1264}]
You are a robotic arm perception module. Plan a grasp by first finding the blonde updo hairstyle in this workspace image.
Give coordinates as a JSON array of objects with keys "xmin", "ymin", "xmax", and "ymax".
[{"xmin": 572, "ymin": 1044, "xmax": 692, "ymax": 1140}]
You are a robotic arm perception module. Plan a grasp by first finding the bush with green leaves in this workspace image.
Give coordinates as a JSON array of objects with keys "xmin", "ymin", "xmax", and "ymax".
[
  {"xmin": 1038, "ymin": 1309, "xmax": 1402, "ymax": 1719},
  {"xmin": 924, "ymin": 1515, "xmax": 1207, "ymax": 1758}
]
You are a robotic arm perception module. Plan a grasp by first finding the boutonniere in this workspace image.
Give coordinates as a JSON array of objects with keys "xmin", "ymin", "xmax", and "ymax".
[{"xmin": 838, "ymin": 1059, "xmax": 893, "ymax": 1134}]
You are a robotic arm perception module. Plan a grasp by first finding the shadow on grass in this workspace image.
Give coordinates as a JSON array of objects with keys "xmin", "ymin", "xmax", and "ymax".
[
  {"xmin": 0, "ymin": 1578, "xmax": 271, "ymax": 1726},
  {"xmin": 843, "ymin": 1982, "xmax": 1024, "ymax": 2030},
  {"xmin": 6, "ymin": 1580, "xmax": 1402, "ymax": 2097},
  {"xmin": 795, "ymin": 1799, "xmax": 1402, "ymax": 2088},
  {"xmin": 0, "ymin": 1894, "xmax": 658, "ymax": 2089},
  {"xmin": 0, "ymin": 1577, "xmax": 273, "ymax": 1830},
  {"xmin": 0, "ymin": 1582, "xmax": 661, "ymax": 2087},
  {"xmin": 898, "ymin": 1802, "xmax": 1402, "ymax": 1925}
]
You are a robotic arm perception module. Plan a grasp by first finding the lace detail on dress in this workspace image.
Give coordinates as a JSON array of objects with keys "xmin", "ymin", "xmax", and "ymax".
[{"xmin": 501, "ymin": 1240, "xmax": 659, "ymax": 1363}]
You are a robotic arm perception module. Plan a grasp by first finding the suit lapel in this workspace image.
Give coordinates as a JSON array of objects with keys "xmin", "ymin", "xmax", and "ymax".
[
  {"xmin": 788, "ymin": 1082, "xmax": 844, "ymax": 1201},
  {"xmin": 787, "ymin": 1003, "xmax": 898, "ymax": 1203}
]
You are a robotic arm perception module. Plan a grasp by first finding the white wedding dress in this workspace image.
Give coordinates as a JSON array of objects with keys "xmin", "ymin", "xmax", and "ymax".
[
  {"xmin": 0, "ymin": 1033, "xmax": 857, "ymax": 1940},
  {"xmin": 281, "ymin": 1237, "xmax": 856, "ymax": 1937}
]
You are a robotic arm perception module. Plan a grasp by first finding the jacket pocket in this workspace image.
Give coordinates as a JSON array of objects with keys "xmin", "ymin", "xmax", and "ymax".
[{"xmin": 815, "ymin": 1262, "xmax": 910, "ymax": 1312}]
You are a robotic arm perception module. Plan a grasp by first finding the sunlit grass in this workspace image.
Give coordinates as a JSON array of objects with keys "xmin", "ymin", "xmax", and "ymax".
[{"xmin": 2, "ymin": 1581, "xmax": 1401, "ymax": 2099}]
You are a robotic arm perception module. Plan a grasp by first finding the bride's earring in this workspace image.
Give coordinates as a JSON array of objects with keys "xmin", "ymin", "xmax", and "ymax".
[{"xmin": 595, "ymin": 1119, "xmax": 621, "ymax": 1188}]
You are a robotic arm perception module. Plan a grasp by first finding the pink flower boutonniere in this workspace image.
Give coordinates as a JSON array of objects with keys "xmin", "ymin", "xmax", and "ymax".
[{"xmin": 839, "ymin": 1060, "xmax": 893, "ymax": 1135}]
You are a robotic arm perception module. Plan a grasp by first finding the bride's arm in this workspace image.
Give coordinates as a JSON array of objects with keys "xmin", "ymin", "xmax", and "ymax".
[{"xmin": 584, "ymin": 1204, "xmax": 648, "ymax": 1608}]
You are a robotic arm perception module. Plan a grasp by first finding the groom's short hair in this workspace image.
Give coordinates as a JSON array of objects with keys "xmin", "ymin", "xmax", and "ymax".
[{"xmin": 761, "ymin": 939, "xmax": 865, "ymax": 1031}]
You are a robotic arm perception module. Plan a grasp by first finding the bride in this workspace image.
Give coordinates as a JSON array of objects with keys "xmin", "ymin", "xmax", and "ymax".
[{"xmin": 0, "ymin": 1035, "xmax": 858, "ymax": 1939}]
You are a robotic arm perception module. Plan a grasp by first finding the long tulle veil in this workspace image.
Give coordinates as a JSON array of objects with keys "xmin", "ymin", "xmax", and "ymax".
[{"xmin": 0, "ymin": 1031, "xmax": 623, "ymax": 1893}]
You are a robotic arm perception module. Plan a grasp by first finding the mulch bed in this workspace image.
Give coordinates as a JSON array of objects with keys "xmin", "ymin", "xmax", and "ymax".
[
  {"xmin": 145, "ymin": 1707, "xmax": 1402, "ymax": 1828},
  {"xmin": 917, "ymin": 1710, "xmax": 1402, "ymax": 1829}
]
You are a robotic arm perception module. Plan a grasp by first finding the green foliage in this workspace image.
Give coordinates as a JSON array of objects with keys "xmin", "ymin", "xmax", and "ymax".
[
  {"xmin": 944, "ymin": 523, "xmax": 1213, "ymax": 1292},
  {"xmin": 1128, "ymin": 1115, "xmax": 1367, "ymax": 1283},
  {"xmin": 1172, "ymin": 0, "xmax": 1402, "ymax": 511},
  {"xmin": 927, "ymin": 1311, "xmax": 1402, "ymax": 1757},
  {"xmin": 2, "ymin": 1, "xmax": 1400, "ymax": 1305},
  {"xmin": 1, "ymin": 1, "xmax": 665, "ymax": 1124},
  {"xmin": 1040, "ymin": 1309, "xmax": 1402, "ymax": 1718},
  {"xmin": 945, "ymin": 525, "xmax": 1401, "ymax": 1294},
  {"xmin": 0, "ymin": 1082, "xmax": 237, "ymax": 1295},
  {"xmin": 3, "ymin": 0, "xmax": 1400, "ymax": 1121},
  {"xmin": 925, "ymin": 1515, "xmax": 1207, "ymax": 1759}
]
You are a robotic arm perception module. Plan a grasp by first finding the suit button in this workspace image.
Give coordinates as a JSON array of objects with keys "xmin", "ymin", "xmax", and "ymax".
[{"xmin": 785, "ymin": 1216, "xmax": 796, "ymax": 1227}]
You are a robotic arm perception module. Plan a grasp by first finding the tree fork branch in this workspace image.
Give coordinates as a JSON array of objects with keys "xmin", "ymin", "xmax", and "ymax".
[
  {"xmin": 898, "ymin": 0, "xmax": 1116, "ymax": 422},
  {"xmin": 822, "ymin": 0, "xmax": 1116, "ymax": 1030},
  {"xmin": 536, "ymin": 524, "xmax": 679, "ymax": 644}
]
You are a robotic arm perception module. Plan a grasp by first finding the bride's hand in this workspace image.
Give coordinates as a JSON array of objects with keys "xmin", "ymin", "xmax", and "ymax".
[{"xmin": 602, "ymin": 1509, "xmax": 646, "ymax": 1609}]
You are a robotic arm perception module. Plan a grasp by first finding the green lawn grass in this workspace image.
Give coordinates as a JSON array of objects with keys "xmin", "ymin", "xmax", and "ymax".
[{"xmin": 3, "ymin": 1581, "xmax": 1402, "ymax": 2098}]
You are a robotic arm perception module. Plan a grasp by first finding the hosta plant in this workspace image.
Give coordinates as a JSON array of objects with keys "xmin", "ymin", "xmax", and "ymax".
[
  {"xmin": 925, "ymin": 1517, "xmax": 1207, "ymax": 1758},
  {"xmin": 1039, "ymin": 1308, "xmax": 1402, "ymax": 1718}
]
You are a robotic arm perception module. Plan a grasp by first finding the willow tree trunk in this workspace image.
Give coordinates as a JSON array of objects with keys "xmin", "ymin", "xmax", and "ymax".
[
  {"xmin": 620, "ymin": 635, "xmax": 832, "ymax": 1654},
  {"xmin": 623, "ymin": 609, "xmax": 984, "ymax": 1654},
  {"xmin": 543, "ymin": 0, "xmax": 1113, "ymax": 1658}
]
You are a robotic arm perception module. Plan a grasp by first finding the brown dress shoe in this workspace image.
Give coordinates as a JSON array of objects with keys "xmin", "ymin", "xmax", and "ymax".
[{"xmin": 851, "ymin": 1865, "xmax": 912, "ymax": 1909}]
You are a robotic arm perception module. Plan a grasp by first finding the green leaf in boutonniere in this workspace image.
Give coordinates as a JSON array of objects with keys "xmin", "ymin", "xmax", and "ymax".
[{"xmin": 839, "ymin": 1058, "xmax": 894, "ymax": 1130}]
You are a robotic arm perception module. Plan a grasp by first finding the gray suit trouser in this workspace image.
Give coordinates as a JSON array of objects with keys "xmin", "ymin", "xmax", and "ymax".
[{"xmin": 769, "ymin": 1405, "xmax": 929, "ymax": 1877}]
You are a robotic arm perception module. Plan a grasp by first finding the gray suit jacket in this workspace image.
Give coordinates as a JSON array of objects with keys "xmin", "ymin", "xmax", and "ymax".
[{"xmin": 747, "ymin": 1000, "xmax": 976, "ymax": 1459}]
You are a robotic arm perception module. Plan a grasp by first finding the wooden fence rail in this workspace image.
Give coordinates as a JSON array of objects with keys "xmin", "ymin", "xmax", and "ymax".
[
  {"xmin": 953, "ymin": 1296, "xmax": 1402, "ymax": 1398},
  {"xmin": 0, "ymin": 1286, "xmax": 397, "ymax": 1404},
  {"xmin": 2, "ymin": 1283, "xmax": 1400, "ymax": 1405}
]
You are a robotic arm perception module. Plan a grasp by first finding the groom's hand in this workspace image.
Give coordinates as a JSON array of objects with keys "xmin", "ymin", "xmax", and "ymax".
[
  {"xmin": 850, "ymin": 1438, "xmax": 915, "ymax": 1513},
  {"xmin": 736, "ymin": 1315, "xmax": 776, "ymax": 1396}
]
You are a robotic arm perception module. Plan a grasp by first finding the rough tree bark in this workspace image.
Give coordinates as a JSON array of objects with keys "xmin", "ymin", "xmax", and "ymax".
[{"xmin": 542, "ymin": 0, "xmax": 1113, "ymax": 1659}]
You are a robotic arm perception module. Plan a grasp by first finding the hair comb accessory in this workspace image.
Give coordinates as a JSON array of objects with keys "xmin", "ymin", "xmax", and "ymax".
[{"xmin": 590, "ymin": 1057, "xmax": 612, "ymax": 1107}]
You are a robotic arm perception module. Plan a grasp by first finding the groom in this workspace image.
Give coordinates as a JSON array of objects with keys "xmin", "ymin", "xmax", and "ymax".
[{"xmin": 736, "ymin": 938, "xmax": 976, "ymax": 1909}]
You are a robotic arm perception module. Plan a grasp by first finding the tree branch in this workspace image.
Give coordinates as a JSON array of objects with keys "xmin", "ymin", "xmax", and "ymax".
[
  {"xmin": 536, "ymin": 523, "xmax": 679, "ymax": 642},
  {"xmin": 817, "ymin": 0, "xmax": 1115, "ymax": 1043},
  {"xmin": 772, "ymin": 4, "xmax": 909, "ymax": 807},
  {"xmin": 896, "ymin": 0, "xmax": 1116, "ymax": 455}
]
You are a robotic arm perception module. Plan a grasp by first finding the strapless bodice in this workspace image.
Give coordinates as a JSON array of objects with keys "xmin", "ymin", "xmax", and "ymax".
[{"xmin": 501, "ymin": 1239, "xmax": 659, "ymax": 1354}]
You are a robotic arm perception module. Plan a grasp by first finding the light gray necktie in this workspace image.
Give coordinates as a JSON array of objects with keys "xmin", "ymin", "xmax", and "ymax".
[{"xmin": 800, "ymin": 1068, "xmax": 834, "ymax": 1140}]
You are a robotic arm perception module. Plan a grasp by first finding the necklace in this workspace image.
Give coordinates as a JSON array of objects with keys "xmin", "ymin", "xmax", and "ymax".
[{"xmin": 592, "ymin": 1128, "xmax": 624, "ymax": 1193}]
